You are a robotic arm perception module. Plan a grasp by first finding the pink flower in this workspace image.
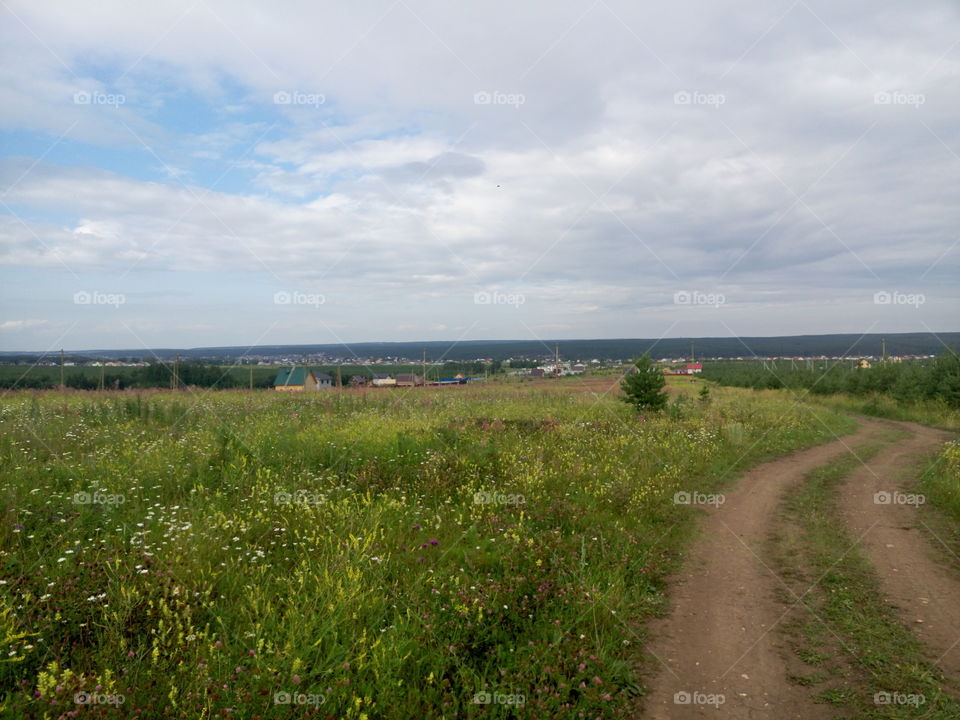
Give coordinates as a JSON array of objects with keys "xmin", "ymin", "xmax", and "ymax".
[{"xmin": 292, "ymin": 674, "xmax": 301, "ymax": 685}]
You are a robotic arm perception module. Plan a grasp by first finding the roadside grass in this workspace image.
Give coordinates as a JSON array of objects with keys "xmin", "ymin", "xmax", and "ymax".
[
  {"xmin": 772, "ymin": 429, "xmax": 960, "ymax": 719},
  {"xmin": 911, "ymin": 442, "xmax": 960, "ymax": 578},
  {"xmin": 816, "ymin": 393, "xmax": 960, "ymax": 433},
  {"xmin": 0, "ymin": 383, "xmax": 854, "ymax": 718}
]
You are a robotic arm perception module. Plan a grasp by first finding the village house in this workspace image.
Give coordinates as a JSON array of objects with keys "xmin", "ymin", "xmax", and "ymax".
[
  {"xmin": 371, "ymin": 373, "xmax": 396, "ymax": 387},
  {"xmin": 273, "ymin": 367, "xmax": 333, "ymax": 391}
]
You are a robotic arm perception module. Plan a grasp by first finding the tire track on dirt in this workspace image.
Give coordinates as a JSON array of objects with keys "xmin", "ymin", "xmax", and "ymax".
[
  {"xmin": 641, "ymin": 424, "xmax": 879, "ymax": 719},
  {"xmin": 838, "ymin": 419, "xmax": 960, "ymax": 679}
]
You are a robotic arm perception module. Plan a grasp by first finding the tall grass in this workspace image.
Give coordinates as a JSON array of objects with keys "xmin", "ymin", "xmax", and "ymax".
[{"xmin": 0, "ymin": 383, "xmax": 852, "ymax": 718}]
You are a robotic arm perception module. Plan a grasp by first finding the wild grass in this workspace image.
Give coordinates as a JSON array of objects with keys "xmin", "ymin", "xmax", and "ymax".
[{"xmin": 0, "ymin": 381, "xmax": 853, "ymax": 718}]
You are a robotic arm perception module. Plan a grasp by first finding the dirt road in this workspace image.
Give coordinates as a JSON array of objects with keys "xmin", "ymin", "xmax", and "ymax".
[
  {"xmin": 838, "ymin": 420, "xmax": 960, "ymax": 678},
  {"xmin": 641, "ymin": 417, "xmax": 959, "ymax": 718},
  {"xmin": 642, "ymin": 425, "xmax": 878, "ymax": 719}
]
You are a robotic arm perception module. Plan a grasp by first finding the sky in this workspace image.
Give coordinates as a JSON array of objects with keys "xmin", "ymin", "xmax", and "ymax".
[{"xmin": 0, "ymin": 0, "xmax": 957, "ymax": 353}]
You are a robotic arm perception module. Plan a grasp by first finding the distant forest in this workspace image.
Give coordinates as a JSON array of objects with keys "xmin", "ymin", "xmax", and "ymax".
[
  {"xmin": 1, "ymin": 332, "xmax": 957, "ymax": 365},
  {"xmin": 701, "ymin": 353, "xmax": 960, "ymax": 408}
]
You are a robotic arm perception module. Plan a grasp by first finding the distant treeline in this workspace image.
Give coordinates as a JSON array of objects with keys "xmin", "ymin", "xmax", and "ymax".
[
  {"xmin": 3, "ymin": 332, "xmax": 958, "ymax": 364},
  {"xmin": 701, "ymin": 354, "xmax": 960, "ymax": 408},
  {"xmin": 0, "ymin": 360, "xmax": 508, "ymax": 390}
]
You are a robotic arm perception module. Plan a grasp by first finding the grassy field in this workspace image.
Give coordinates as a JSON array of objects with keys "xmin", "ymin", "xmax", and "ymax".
[{"xmin": 0, "ymin": 378, "xmax": 860, "ymax": 718}]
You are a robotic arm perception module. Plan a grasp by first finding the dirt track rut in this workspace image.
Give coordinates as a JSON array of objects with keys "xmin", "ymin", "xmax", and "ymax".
[
  {"xmin": 839, "ymin": 420, "xmax": 960, "ymax": 678},
  {"xmin": 641, "ymin": 418, "xmax": 959, "ymax": 718}
]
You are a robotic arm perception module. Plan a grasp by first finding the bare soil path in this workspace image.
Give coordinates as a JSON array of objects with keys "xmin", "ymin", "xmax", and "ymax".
[
  {"xmin": 641, "ymin": 424, "xmax": 879, "ymax": 719},
  {"xmin": 641, "ymin": 417, "xmax": 960, "ymax": 718},
  {"xmin": 838, "ymin": 419, "xmax": 960, "ymax": 679}
]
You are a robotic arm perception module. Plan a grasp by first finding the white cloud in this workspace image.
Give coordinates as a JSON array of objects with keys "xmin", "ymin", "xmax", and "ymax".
[{"xmin": 0, "ymin": 0, "xmax": 957, "ymax": 349}]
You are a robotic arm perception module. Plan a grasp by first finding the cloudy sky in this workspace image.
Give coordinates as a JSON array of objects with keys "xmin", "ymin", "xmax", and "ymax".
[{"xmin": 0, "ymin": 0, "xmax": 957, "ymax": 352}]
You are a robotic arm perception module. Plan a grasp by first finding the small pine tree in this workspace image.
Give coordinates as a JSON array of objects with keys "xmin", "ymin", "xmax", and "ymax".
[{"xmin": 620, "ymin": 354, "xmax": 668, "ymax": 412}]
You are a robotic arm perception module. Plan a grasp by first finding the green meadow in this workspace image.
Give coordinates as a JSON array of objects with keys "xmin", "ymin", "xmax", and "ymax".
[{"xmin": 1, "ymin": 380, "xmax": 865, "ymax": 718}]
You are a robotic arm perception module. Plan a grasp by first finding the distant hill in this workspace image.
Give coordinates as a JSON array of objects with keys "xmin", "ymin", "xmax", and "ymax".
[{"xmin": 1, "ymin": 333, "xmax": 957, "ymax": 364}]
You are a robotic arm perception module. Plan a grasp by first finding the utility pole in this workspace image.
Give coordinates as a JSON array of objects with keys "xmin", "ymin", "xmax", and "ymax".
[
  {"xmin": 172, "ymin": 354, "xmax": 180, "ymax": 389},
  {"xmin": 881, "ymin": 338, "xmax": 888, "ymax": 364},
  {"xmin": 59, "ymin": 349, "xmax": 65, "ymax": 389},
  {"xmin": 691, "ymin": 341, "xmax": 695, "ymax": 363},
  {"xmin": 99, "ymin": 366, "xmax": 105, "ymax": 391},
  {"xmin": 249, "ymin": 365, "xmax": 253, "ymax": 391},
  {"xmin": 336, "ymin": 363, "xmax": 342, "ymax": 389},
  {"xmin": 422, "ymin": 349, "xmax": 427, "ymax": 386}
]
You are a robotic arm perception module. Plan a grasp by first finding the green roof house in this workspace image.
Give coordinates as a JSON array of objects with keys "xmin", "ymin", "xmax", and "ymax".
[{"xmin": 273, "ymin": 367, "xmax": 333, "ymax": 391}]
